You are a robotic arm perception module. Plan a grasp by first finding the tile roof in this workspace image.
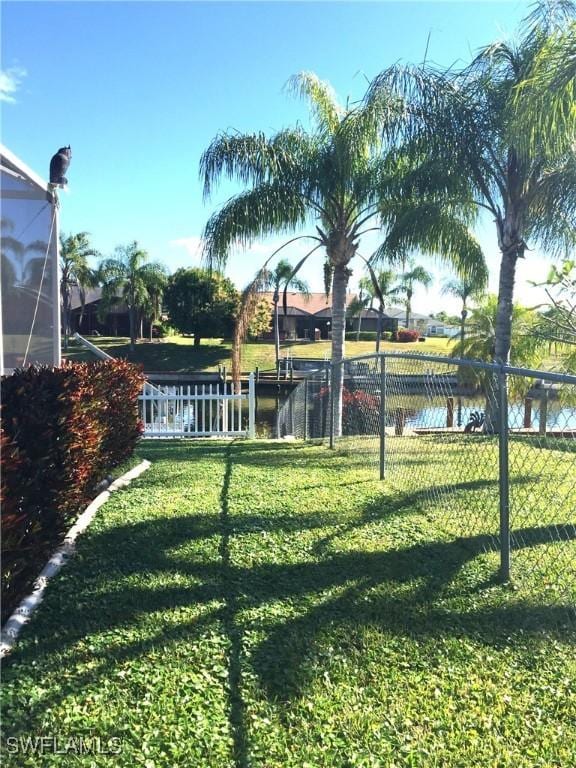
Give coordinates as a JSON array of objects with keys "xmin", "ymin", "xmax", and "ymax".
[{"xmin": 258, "ymin": 292, "xmax": 356, "ymax": 316}]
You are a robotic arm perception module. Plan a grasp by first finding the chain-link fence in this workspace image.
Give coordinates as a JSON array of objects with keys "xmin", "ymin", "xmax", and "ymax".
[{"xmin": 277, "ymin": 351, "xmax": 576, "ymax": 620}]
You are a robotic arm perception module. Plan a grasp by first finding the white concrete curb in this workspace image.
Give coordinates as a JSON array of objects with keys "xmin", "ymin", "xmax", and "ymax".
[{"xmin": 0, "ymin": 459, "xmax": 151, "ymax": 658}]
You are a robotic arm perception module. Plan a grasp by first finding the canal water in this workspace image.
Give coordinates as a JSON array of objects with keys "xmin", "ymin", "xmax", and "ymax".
[{"xmin": 255, "ymin": 388, "xmax": 576, "ymax": 437}]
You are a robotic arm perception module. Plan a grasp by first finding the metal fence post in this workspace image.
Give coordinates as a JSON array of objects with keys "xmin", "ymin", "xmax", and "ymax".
[
  {"xmin": 379, "ymin": 354, "xmax": 386, "ymax": 480},
  {"xmin": 498, "ymin": 367, "xmax": 511, "ymax": 581},
  {"xmin": 329, "ymin": 362, "xmax": 336, "ymax": 449},
  {"xmin": 303, "ymin": 377, "xmax": 309, "ymax": 441},
  {"xmin": 248, "ymin": 372, "xmax": 256, "ymax": 439}
]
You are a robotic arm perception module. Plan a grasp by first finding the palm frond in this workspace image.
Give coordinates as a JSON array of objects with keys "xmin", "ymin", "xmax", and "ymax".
[
  {"xmin": 286, "ymin": 72, "xmax": 344, "ymax": 134},
  {"xmin": 376, "ymin": 202, "xmax": 487, "ymax": 284},
  {"xmin": 202, "ymin": 184, "xmax": 311, "ymax": 267}
]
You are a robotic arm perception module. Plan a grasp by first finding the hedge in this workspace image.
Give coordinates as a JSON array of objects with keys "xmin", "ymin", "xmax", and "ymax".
[
  {"xmin": 345, "ymin": 331, "xmax": 394, "ymax": 342},
  {"xmin": 1, "ymin": 359, "xmax": 144, "ymax": 621}
]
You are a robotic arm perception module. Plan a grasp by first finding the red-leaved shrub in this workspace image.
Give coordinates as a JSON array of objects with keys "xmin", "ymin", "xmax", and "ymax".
[
  {"xmin": 394, "ymin": 328, "xmax": 420, "ymax": 343},
  {"xmin": 1, "ymin": 359, "xmax": 144, "ymax": 621}
]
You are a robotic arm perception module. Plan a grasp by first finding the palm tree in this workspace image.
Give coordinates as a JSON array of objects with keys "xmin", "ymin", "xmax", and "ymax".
[
  {"xmin": 452, "ymin": 295, "xmax": 547, "ymax": 398},
  {"xmin": 441, "ymin": 271, "xmax": 488, "ymax": 350},
  {"xmin": 142, "ymin": 267, "xmax": 168, "ymax": 341},
  {"xmin": 367, "ymin": 0, "xmax": 576, "ymax": 367},
  {"xmin": 357, "ymin": 270, "xmax": 401, "ymax": 351},
  {"xmin": 262, "ymin": 258, "xmax": 309, "ymax": 368},
  {"xmin": 98, "ymin": 242, "xmax": 167, "ymax": 351},
  {"xmin": 200, "ymin": 72, "xmax": 485, "ymax": 434},
  {"xmin": 347, "ymin": 287, "xmax": 369, "ymax": 342},
  {"xmin": 59, "ymin": 232, "xmax": 99, "ymax": 348},
  {"xmin": 442, "ymin": 272, "xmax": 488, "ymax": 425},
  {"xmin": 396, "ymin": 263, "xmax": 432, "ymax": 329}
]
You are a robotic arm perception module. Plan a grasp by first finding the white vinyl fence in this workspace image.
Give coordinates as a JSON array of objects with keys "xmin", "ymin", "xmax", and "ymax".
[{"xmin": 139, "ymin": 373, "xmax": 255, "ymax": 438}]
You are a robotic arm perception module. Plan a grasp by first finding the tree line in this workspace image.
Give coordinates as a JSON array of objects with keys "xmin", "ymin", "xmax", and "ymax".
[{"xmin": 59, "ymin": 237, "xmax": 242, "ymax": 351}]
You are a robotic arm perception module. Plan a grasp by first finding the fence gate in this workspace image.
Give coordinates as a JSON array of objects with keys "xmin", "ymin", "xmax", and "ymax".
[{"xmin": 139, "ymin": 373, "xmax": 255, "ymax": 438}]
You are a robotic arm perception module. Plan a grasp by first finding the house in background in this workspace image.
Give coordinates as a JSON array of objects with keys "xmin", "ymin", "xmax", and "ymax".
[
  {"xmin": 426, "ymin": 322, "xmax": 460, "ymax": 338},
  {"xmin": 257, "ymin": 292, "xmax": 411, "ymax": 340},
  {"xmin": 69, "ymin": 286, "xmax": 140, "ymax": 337}
]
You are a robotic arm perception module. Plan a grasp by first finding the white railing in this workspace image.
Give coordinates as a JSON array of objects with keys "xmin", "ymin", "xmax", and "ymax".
[{"xmin": 139, "ymin": 373, "xmax": 256, "ymax": 438}]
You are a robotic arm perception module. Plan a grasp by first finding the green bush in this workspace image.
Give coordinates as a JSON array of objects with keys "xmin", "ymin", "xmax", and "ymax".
[
  {"xmin": 1, "ymin": 359, "xmax": 144, "ymax": 621},
  {"xmin": 345, "ymin": 331, "xmax": 394, "ymax": 342}
]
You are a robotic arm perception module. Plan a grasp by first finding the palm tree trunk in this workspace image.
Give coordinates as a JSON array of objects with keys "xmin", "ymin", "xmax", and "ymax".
[
  {"xmin": 405, "ymin": 290, "xmax": 412, "ymax": 328},
  {"xmin": 129, "ymin": 307, "xmax": 136, "ymax": 351},
  {"xmin": 331, "ymin": 264, "xmax": 350, "ymax": 438},
  {"xmin": 356, "ymin": 310, "xmax": 362, "ymax": 342},
  {"xmin": 63, "ymin": 297, "xmax": 71, "ymax": 350},
  {"xmin": 458, "ymin": 304, "xmax": 467, "ymax": 427},
  {"xmin": 486, "ymin": 236, "xmax": 522, "ymax": 433},
  {"xmin": 273, "ymin": 295, "xmax": 280, "ymax": 369},
  {"xmin": 494, "ymin": 252, "xmax": 518, "ymax": 365},
  {"xmin": 376, "ymin": 303, "xmax": 383, "ymax": 353}
]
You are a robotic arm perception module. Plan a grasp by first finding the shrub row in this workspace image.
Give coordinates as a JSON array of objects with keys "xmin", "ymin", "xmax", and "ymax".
[
  {"xmin": 345, "ymin": 331, "xmax": 394, "ymax": 342},
  {"xmin": 1, "ymin": 359, "xmax": 145, "ymax": 621},
  {"xmin": 345, "ymin": 329, "xmax": 421, "ymax": 342}
]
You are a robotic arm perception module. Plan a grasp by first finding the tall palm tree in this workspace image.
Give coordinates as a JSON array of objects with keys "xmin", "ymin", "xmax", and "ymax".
[
  {"xmin": 200, "ymin": 72, "xmax": 485, "ymax": 434},
  {"xmin": 262, "ymin": 258, "xmax": 309, "ymax": 368},
  {"xmin": 98, "ymin": 242, "xmax": 167, "ymax": 351},
  {"xmin": 396, "ymin": 263, "xmax": 433, "ymax": 329},
  {"xmin": 59, "ymin": 232, "xmax": 99, "ymax": 348},
  {"xmin": 367, "ymin": 0, "xmax": 576, "ymax": 367}
]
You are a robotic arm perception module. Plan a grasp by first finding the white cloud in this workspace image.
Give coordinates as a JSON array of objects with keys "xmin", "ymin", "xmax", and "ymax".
[{"xmin": 0, "ymin": 66, "xmax": 27, "ymax": 103}]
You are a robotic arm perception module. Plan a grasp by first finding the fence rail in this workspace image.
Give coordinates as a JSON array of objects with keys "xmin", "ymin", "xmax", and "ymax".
[
  {"xmin": 278, "ymin": 351, "xmax": 576, "ymax": 620},
  {"xmin": 139, "ymin": 373, "xmax": 255, "ymax": 438}
]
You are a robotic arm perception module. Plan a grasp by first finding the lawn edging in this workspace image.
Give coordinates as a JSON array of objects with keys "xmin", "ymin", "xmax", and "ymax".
[{"xmin": 0, "ymin": 459, "xmax": 152, "ymax": 658}]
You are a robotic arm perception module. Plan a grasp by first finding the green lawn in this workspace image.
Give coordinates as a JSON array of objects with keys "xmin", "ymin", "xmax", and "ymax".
[
  {"xmin": 62, "ymin": 335, "xmax": 454, "ymax": 372},
  {"xmin": 2, "ymin": 440, "xmax": 574, "ymax": 767}
]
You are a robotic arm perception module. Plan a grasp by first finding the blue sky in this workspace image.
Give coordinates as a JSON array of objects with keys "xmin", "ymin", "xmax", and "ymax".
[{"xmin": 2, "ymin": 1, "xmax": 551, "ymax": 316}]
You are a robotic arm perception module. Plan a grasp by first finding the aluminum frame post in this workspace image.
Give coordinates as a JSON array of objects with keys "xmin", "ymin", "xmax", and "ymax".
[
  {"xmin": 379, "ymin": 354, "xmax": 386, "ymax": 480},
  {"xmin": 498, "ymin": 368, "xmax": 511, "ymax": 581}
]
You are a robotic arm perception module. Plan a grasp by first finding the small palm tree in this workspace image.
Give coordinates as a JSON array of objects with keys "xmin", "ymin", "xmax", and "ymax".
[
  {"xmin": 452, "ymin": 295, "xmax": 547, "ymax": 399},
  {"xmin": 347, "ymin": 288, "xmax": 369, "ymax": 342},
  {"xmin": 142, "ymin": 268, "xmax": 168, "ymax": 341},
  {"xmin": 442, "ymin": 273, "xmax": 488, "ymax": 425},
  {"xmin": 396, "ymin": 263, "xmax": 432, "ymax": 329},
  {"xmin": 262, "ymin": 259, "xmax": 309, "ymax": 368},
  {"xmin": 357, "ymin": 270, "xmax": 401, "ymax": 351},
  {"xmin": 441, "ymin": 271, "xmax": 488, "ymax": 349},
  {"xmin": 59, "ymin": 232, "xmax": 99, "ymax": 348},
  {"xmin": 98, "ymin": 242, "xmax": 167, "ymax": 351}
]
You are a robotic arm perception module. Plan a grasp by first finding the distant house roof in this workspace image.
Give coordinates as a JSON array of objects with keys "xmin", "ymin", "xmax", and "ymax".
[
  {"xmin": 69, "ymin": 286, "xmax": 127, "ymax": 314},
  {"xmin": 258, "ymin": 292, "xmax": 433, "ymax": 321},
  {"xmin": 259, "ymin": 292, "xmax": 356, "ymax": 317}
]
